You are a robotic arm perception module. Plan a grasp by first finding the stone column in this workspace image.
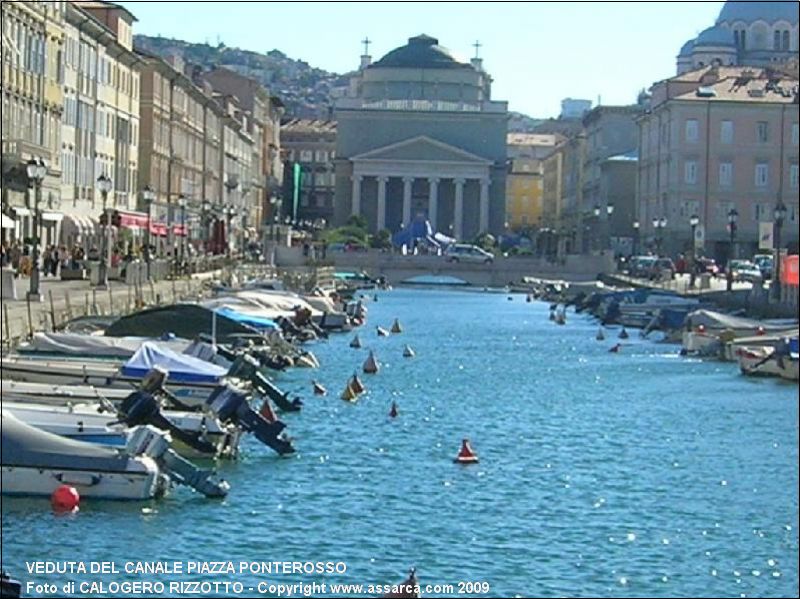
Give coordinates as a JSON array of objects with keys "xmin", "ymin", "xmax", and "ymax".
[
  {"xmin": 427, "ymin": 177, "xmax": 439, "ymax": 231},
  {"xmin": 377, "ymin": 176, "xmax": 388, "ymax": 231},
  {"xmin": 351, "ymin": 175, "xmax": 362, "ymax": 216},
  {"xmin": 454, "ymin": 178, "xmax": 465, "ymax": 240},
  {"xmin": 402, "ymin": 176, "xmax": 413, "ymax": 225},
  {"xmin": 479, "ymin": 177, "xmax": 490, "ymax": 233}
]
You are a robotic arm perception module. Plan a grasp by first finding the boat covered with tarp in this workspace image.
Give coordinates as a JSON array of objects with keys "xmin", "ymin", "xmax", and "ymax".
[
  {"xmin": 18, "ymin": 332, "xmax": 190, "ymax": 358},
  {"xmin": 121, "ymin": 342, "xmax": 228, "ymax": 384}
]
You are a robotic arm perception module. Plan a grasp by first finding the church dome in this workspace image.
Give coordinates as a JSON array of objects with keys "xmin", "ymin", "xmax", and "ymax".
[
  {"xmin": 678, "ymin": 39, "xmax": 695, "ymax": 57},
  {"xmin": 694, "ymin": 25, "xmax": 736, "ymax": 47},
  {"xmin": 716, "ymin": 1, "xmax": 799, "ymax": 25},
  {"xmin": 372, "ymin": 34, "xmax": 471, "ymax": 69}
]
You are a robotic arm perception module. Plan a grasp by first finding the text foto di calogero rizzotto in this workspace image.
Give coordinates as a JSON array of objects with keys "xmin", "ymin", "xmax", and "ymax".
[{"xmin": 26, "ymin": 561, "xmax": 348, "ymax": 575}]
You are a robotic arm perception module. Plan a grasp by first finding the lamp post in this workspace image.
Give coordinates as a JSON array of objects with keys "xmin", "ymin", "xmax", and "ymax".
[
  {"xmin": 632, "ymin": 220, "xmax": 640, "ymax": 257},
  {"xmin": 606, "ymin": 203, "xmax": 615, "ymax": 251},
  {"xmin": 25, "ymin": 157, "xmax": 47, "ymax": 301},
  {"xmin": 142, "ymin": 185, "xmax": 155, "ymax": 281},
  {"xmin": 772, "ymin": 200, "xmax": 787, "ymax": 301},
  {"xmin": 225, "ymin": 204, "xmax": 237, "ymax": 260},
  {"xmin": 176, "ymin": 194, "xmax": 187, "ymax": 275},
  {"xmin": 652, "ymin": 216, "xmax": 667, "ymax": 256},
  {"xmin": 96, "ymin": 174, "xmax": 112, "ymax": 289},
  {"xmin": 593, "ymin": 204, "xmax": 601, "ymax": 252},
  {"xmin": 726, "ymin": 208, "xmax": 738, "ymax": 292},
  {"xmin": 688, "ymin": 214, "xmax": 700, "ymax": 288},
  {"xmin": 201, "ymin": 200, "xmax": 211, "ymax": 255}
]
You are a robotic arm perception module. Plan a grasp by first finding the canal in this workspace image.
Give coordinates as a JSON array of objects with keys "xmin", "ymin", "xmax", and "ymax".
[{"xmin": 2, "ymin": 287, "xmax": 798, "ymax": 597}]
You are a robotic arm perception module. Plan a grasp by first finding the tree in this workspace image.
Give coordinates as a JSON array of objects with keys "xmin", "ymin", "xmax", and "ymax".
[
  {"xmin": 347, "ymin": 214, "xmax": 368, "ymax": 231},
  {"xmin": 370, "ymin": 228, "xmax": 392, "ymax": 250}
]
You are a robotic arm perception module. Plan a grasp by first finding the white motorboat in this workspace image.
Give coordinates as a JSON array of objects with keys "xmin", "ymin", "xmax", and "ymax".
[{"xmin": 1, "ymin": 414, "xmax": 229, "ymax": 500}]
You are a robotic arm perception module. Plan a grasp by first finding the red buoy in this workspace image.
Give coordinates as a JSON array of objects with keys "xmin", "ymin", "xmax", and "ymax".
[
  {"xmin": 454, "ymin": 438, "xmax": 479, "ymax": 464},
  {"xmin": 51, "ymin": 485, "xmax": 80, "ymax": 513},
  {"xmin": 389, "ymin": 401, "xmax": 399, "ymax": 418}
]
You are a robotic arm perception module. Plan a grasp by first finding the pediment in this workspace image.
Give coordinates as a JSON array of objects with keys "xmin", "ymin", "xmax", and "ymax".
[{"xmin": 352, "ymin": 136, "xmax": 492, "ymax": 164}]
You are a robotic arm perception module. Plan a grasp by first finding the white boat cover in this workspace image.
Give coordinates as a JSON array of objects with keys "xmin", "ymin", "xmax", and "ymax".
[
  {"xmin": 122, "ymin": 342, "xmax": 227, "ymax": 384},
  {"xmin": 686, "ymin": 309, "xmax": 799, "ymax": 332},
  {"xmin": 20, "ymin": 332, "xmax": 189, "ymax": 358}
]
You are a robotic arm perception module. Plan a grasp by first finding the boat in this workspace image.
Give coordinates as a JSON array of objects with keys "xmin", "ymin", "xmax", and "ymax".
[
  {"xmin": 1, "ymin": 413, "xmax": 229, "ymax": 499},
  {"xmin": 737, "ymin": 337, "xmax": 799, "ymax": 381},
  {"xmin": 681, "ymin": 310, "xmax": 799, "ymax": 356}
]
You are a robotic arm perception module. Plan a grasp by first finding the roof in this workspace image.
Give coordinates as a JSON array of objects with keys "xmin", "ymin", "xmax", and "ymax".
[
  {"xmin": 72, "ymin": 0, "xmax": 138, "ymax": 23},
  {"xmin": 372, "ymin": 34, "xmax": 471, "ymax": 70},
  {"xmin": 694, "ymin": 25, "xmax": 735, "ymax": 47},
  {"xmin": 281, "ymin": 119, "xmax": 337, "ymax": 133},
  {"xmin": 717, "ymin": 1, "xmax": 798, "ymax": 25},
  {"xmin": 671, "ymin": 67, "xmax": 799, "ymax": 104},
  {"xmin": 506, "ymin": 133, "xmax": 560, "ymax": 147},
  {"xmin": 678, "ymin": 39, "xmax": 695, "ymax": 57}
]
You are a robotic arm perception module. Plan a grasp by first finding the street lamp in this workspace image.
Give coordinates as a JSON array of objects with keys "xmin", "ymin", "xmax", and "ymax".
[
  {"xmin": 726, "ymin": 208, "xmax": 738, "ymax": 292},
  {"xmin": 25, "ymin": 157, "xmax": 47, "ymax": 301},
  {"xmin": 177, "ymin": 194, "xmax": 187, "ymax": 274},
  {"xmin": 201, "ymin": 200, "xmax": 212, "ymax": 254},
  {"xmin": 689, "ymin": 214, "xmax": 700, "ymax": 287},
  {"xmin": 772, "ymin": 200, "xmax": 787, "ymax": 301},
  {"xmin": 96, "ymin": 173, "xmax": 113, "ymax": 289},
  {"xmin": 225, "ymin": 204, "xmax": 237, "ymax": 259},
  {"xmin": 606, "ymin": 203, "xmax": 615, "ymax": 250},
  {"xmin": 653, "ymin": 216, "xmax": 667, "ymax": 256},
  {"xmin": 142, "ymin": 185, "xmax": 156, "ymax": 281},
  {"xmin": 632, "ymin": 220, "xmax": 640, "ymax": 257}
]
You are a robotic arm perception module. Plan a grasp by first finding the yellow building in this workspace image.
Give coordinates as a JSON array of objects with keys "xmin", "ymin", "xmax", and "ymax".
[
  {"xmin": 1, "ymin": 0, "xmax": 66, "ymax": 245},
  {"xmin": 505, "ymin": 133, "xmax": 559, "ymax": 230}
]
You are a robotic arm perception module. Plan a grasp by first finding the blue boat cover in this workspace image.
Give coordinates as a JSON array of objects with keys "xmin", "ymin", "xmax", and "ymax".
[
  {"xmin": 790, "ymin": 337, "xmax": 799, "ymax": 359},
  {"xmin": 121, "ymin": 341, "xmax": 227, "ymax": 383},
  {"xmin": 215, "ymin": 307, "xmax": 278, "ymax": 330}
]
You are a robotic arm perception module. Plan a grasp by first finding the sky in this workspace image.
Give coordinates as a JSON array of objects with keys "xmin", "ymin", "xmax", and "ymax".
[{"xmin": 118, "ymin": 1, "xmax": 727, "ymax": 117}]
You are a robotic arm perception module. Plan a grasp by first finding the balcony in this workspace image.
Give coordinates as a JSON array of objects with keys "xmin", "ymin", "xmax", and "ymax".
[{"xmin": 2, "ymin": 138, "xmax": 54, "ymax": 166}]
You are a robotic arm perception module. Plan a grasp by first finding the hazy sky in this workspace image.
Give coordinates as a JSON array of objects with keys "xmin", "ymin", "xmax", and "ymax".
[{"xmin": 119, "ymin": 1, "xmax": 727, "ymax": 117}]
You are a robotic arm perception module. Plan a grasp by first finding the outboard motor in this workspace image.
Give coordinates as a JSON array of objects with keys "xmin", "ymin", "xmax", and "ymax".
[
  {"xmin": 1, "ymin": 572, "xmax": 22, "ymax": 599},
  {"xmin": 206, "ymin": 385, "xmax": 294, "ymax": 455},
  {"xmin": 228, "ymin": 354, "xmax": 303, "ymax": 412},
  {"xmin": 117, "ymin": 390, "xmax": 218, "ymax": 457},
  {"xmin": 126, "ymin": 426, "xmax": 229, "ymax": 498}
]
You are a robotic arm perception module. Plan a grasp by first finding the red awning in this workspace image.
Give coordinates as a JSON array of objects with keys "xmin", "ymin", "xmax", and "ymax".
[
  {"xmin": 173, "ymin": 224, "xmax": 188, "ymax": 237},
  {"xmin": 116, "ymin": 210, "xmax": 150, "ymax": 229},
  {"xmin": 150, "ymin": 223, "xmax": 168, "ymax": 237}
]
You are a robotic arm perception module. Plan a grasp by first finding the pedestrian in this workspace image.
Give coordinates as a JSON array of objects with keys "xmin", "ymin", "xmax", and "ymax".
[
  {"xmin": 43, "ymin": 245, "xmax": 53, "ymax": 277},
  {"xmin": 50, "ymin": 245, "xmax": 59, "ymax": 277}
]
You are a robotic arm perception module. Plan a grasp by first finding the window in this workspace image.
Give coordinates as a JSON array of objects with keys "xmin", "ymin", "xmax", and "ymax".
[
  {"xmin": 774, "ymin": 30, "xmax": 782, "ymax": 50},
  {"xmin": 792, "ymin": 123, "xmax": 799, "ymax": 146},
  {"xmin": 720, "ymin": 120, "xmax": 733, "ymax": 144},
  {"xmin": 315, "ymin": 150, "xmax": 327, "ymax": 163},
  {"xmin": 755, "ymin": 163, "xmax": 769, "ymax": 187},
  {"xmin": 719, "ymin": 162, "xmax": 733, "ymax": 186},
  {"xmin": 783, "ymin": 31, "xmax": 790, "ymax": 51},
  {"xmin": 716, "ymin": 201, "xmax": 734, "ymax": 221},
  {"xmin": 684, "ymin": 160, "xmax": 698, "ymax": 184},
  {"xmin": 300, "ymin": 149, "xmax": 312, "ymax": 162},
  {"xmin": 680, "ymin": 200, "xmax": 700, "ymax": 218},
  {"xmin": 756, "ymin": 121, "xmax": 768, "ymax": 143},
  {"xmin": 685, "ymin": 119, "xmax": 699, "ymax": 142},
  {"xmin": 754, "ymin": 203, "xmax": 771, "ymax": 221},
  {"xmin": 791, "ymin": 164, "xmax": 799, "ymax": 189}
]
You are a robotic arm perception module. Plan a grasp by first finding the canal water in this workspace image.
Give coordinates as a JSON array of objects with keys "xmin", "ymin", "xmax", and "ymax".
[{"xmin": 2, "ymin": 287, "xmax": 798, "ymax": 597}]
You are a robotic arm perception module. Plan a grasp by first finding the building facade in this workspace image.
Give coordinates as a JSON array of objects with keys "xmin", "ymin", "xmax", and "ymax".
[
  {"xmin": 677, "ymin": 1, "xmax": 798, "ymax": 74},
  {"xmin": 1, "ymin": 0, "xmax": 66, "ymax": 245},
  {"xmin": 281, "ymin": 118, "xmax": 337, "ymax": 223},
  {"xmin": 59, "ymin": 0, "xmax": 140, "ymax": 249},
  {"xmin": 637, "ymin": 65, "xmax": 799, "ymax": 261},
  {"xmin": 333, "ymin": 34, "xmax": 508, "ymax": 239},
  {"xmin": 505, "ymin": 133, "xmax": 559, "ymax": 229}
]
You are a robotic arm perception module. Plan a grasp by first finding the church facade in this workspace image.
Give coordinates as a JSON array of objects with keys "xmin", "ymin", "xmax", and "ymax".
[
  {"xmin": 677, "ymin": 1, "xmax": 798, "ymax": 74},
  {"xmin": 333, "ymin": 35, "xmax": 508, "ymax": 239}
]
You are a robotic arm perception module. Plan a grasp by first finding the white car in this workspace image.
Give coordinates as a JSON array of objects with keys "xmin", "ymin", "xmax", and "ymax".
[{"xmin": 444, "ymin": 244, "xmax": 494, "ymax": 264}]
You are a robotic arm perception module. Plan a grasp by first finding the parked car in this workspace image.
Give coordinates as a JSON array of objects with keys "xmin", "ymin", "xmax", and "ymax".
[
  {"xmin": 728, "ymin": 259, "xmax": 762, "ymax": 283},
  {"xmin": 753, "ymin": 254, "xmax": 774, "ymax": 280},
  {"xmin": 628, "ymin": 255, "xmax": 657, "ymax": 278},
  {"xmin": 648, "ymin": 257, "xmax": 676, "ymax": 280},
  {"xmin": 444, "ymin": 244, "xmax": 494, "ymax": 264}
]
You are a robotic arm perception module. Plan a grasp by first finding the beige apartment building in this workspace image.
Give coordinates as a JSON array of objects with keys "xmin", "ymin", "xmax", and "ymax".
[
  {"xmin": 59, "ymin": 0, "xmax": 140, "ymax": 249},
  {"xmin": 505, "ymin": 133, "xmax": 559, "ymax": 230},
  {"xmin": 281, "ymin": 119, "xmax": 337, "ymax": 223},
  {"xmin": 637, "ymin": 65, "xmax": 799, "ymax": 261},
  {"xmin": 1, "ymin": 0, "xmax": 66, "ymax": 246}
]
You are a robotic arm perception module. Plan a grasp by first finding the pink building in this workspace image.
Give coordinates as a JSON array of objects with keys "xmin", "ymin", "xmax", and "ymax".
[{"xmin": 637, "ymin": 65, "xmax": 799, "ymax": 261}]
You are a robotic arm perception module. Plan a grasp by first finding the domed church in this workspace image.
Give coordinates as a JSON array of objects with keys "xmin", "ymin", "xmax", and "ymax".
[
  {"xmin": 333, "ymin": 35, "xmax": 508, "ymax": 238},
  {"xmin": 677, "ymin": 1, "xmax": 798, "ymax": 74}
]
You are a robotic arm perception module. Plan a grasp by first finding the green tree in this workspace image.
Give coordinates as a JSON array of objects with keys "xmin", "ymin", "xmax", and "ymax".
[
  {"xmin": 370, "ymin": 228, "xmax": 392, "ymax": 250},
  {"xmin": 347, "ymin": 214, "xmax": 368, "ymax": 231}
]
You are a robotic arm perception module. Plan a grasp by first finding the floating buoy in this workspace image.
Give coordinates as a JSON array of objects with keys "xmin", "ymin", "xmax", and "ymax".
[
  {"xmin": 454, "ymin": 438, "xmax": 479, "ymax": 464},
  {"xmin": 51, "ymin": 485, "xmax": 80, "ymax": 513},
  {"xmin": 312, "ymin": 380, "xmax": 327, "ymax": 396},
  {"xmin": 350, "ymin": 335, "xmax": 362, "ymax": 349},
  {"xmin": 377, "ymin": 326, "xmax": 390, "ymax": 337},
  {"xmin": 526, "ymin": 294, "xmax": 532, "ymax": 303},
  {"xmin": 363, "ymin": 351, "xmax": 380, "ymax": 374},
  {"xmin": 609, "ymin": 343, "xmax": 621, "ymax": 353},
  {"xmin": 341, "ymin": 383, "xmax": 357, "ymax": 402},
  {"xmin": 619, "ymin": 327, "xmax": 629, "ymax": 340},
  {"xmin": 507, "ymin": 296, "xmax": 513, "ymax": 301},
  {"xmin": 555, "ymin": 312, "xmax": 566, "ymax": 325},
  {"xmin": 373, "ymin": 295, "xmax": 379, "ymax": 302},
  {"xmin": 259, "ymin": 399, "xmax": 277, "ymax": 423},
  {"xmin": 391, "ymin": 318, "xmax": 403, "ymax": 334},
  {"xmin": 350, "ymin": 373, "xmax": 366, "ymax": 395},
  {"xmin": 549, "ymin": 310, "xmax": 556, "ymax": 321},
  {"xmin": 403, "ymin": 344, "xmax": 415, "ymax": 358},
  {"xmin": 389, "ymin": 401, "xmax": 398, "ymax": 418},
  {"xmin": 596, "ymin": 328, "xmax": 605, "ymax": 341}
]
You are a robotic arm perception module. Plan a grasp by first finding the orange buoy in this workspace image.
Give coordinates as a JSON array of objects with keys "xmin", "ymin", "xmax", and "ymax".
[
  {"xmin": 454, "ymin": 438, "xmax": 479, "ymax": 464},
  {"xmin": 389, "ymin": 401, "xmax": 399, "ymax": 418},
  {"xmin": 312, "ymin": 380, "xmax": 327, "ymax": 396},
  {"xmin": 609, "ymin": 343, "xmax": 621, "ymax": 353},
  {"xmin": 341, "ymin": 383, "xmax": 358, "ymax": 402},
  {"xmin": 51, "ymin": 485, "xmax": 80, "ymax": 513},
  {"xmin": 350, "ymin": 373, "xmax": 366, "ymax": 395},
  {"xmin": 259, "ymin": 399, "xmax": 277, "ymax": 423},
  {"xmin": 363, "ymin": 350, "xmax": 380, "ymax": 374}
]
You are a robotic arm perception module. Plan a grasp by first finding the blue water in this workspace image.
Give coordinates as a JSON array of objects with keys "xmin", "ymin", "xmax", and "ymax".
[{"xmin": 2, "ymin": 288, "xmax": 798, "ymax": 597}]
